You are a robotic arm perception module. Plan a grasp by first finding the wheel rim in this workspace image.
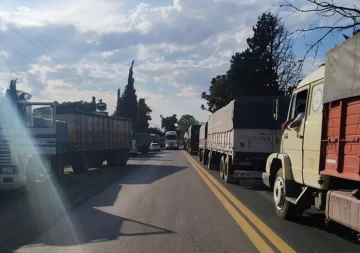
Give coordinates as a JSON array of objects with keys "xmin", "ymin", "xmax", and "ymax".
[{"xmin": 273, "ymin": 176, "xmax": 285, "ymax": 210}]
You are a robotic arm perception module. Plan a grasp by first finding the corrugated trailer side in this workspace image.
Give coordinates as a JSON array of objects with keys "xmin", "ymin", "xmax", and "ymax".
[{"xmin": 56, "ymin": 111, "xmax": 131, "ymax": 173}]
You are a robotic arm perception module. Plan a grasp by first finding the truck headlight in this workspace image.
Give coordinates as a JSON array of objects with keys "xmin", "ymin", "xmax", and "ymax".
[{"xmin": 1, "ymin": 167, "xmax": 14, "ymax": 174}]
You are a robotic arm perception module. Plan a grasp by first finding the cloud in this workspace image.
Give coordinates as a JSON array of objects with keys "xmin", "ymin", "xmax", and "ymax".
[{"xmin": 0, "ymin": 0, "xmax": 358, "ymax": 127}]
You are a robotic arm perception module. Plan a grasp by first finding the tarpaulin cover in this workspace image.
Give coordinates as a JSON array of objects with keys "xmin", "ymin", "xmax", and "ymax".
[
  {"xmin": 207, "ymin": 96, "xmax": 290, "ymax": 134},
  {"xmin": 324, "ymin": 34, "xmax": 360, "ymax": 103}
]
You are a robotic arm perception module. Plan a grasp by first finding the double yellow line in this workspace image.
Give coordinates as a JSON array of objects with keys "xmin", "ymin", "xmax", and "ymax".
[{"xmin": 182, "ymin": 151, "xmax": 296, "ymax": 253}]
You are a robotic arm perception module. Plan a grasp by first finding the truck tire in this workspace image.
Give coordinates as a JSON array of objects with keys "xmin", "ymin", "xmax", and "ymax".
[
  {"xmin": 202, "ymin": 150, "xmax": 208, "ymax": 165},
  {"xmin": 220, "ymin": 156, "xmax": 225, "ymax": 179},
  {"xmin": 208, "ymin": 151, "xmax": 215, "ymax": 170},
  {"xmin": 72, "ymin": 154, "xmax": 89, "ymax": 173},
  {"xmin": 52, "ymin": 158, "xmax": 65, "ymax": 182},
  {"xmin": 224, "ymin": 156, "xmax": 233, "ymax": 183},
  {"xmin": 199, "ymin": 149, "xmax": 203, "ymax": 162},
  {"xmin": 273, "ymin": 169, "xmax": 296, "ymax": 219}
]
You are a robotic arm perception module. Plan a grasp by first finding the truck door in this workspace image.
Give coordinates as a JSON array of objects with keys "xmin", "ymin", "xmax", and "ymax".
[
  {"xmin": 25, "ymin": 103, "xmax": 56, "ymax": 156},
  {"xmin": 282, "ymin": 87, "xmax": 309, "ymax": 184}
]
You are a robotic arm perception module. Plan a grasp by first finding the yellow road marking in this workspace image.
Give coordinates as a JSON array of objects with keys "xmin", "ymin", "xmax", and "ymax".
[
  {"xmin": 184, "ymin": 151, "xmax": 274, "ymax": 253},
  {"xmin": 183, "ymin": 151, "xmax": 296, "ymax": 253}
]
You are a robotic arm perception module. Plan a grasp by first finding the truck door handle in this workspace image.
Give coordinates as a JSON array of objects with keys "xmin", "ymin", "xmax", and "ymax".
[
  {"xmin": 299, "ymin": 134, "xmax": 303, "ymax": 139},
  {"xmin": 284, "ymin": 133, "xmax": 288, "ymax": 139}
]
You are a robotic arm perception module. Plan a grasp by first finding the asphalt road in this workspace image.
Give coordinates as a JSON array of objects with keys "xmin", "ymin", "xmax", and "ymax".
[{"xmin": 5, "ymin": 150, "xmax": 360, "ymax": 253}]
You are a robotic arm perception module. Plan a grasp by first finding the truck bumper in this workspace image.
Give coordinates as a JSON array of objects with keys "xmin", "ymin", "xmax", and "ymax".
[
  {"xmin": 262, "ymin": 172, "xmax": 271, "ymax": 188},
  {"xmin": 0, "ymin": 173, "xmax": 26, "ymax": 190}
]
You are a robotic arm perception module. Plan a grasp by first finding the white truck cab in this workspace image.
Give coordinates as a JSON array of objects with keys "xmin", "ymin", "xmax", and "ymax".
[
  {"xmin": 0, "ymin": 99, "xmax": 57, "ymax": 190},
  {"xmin": 165, "ymin": 131, "xmax": 178, "ymax": 150}
]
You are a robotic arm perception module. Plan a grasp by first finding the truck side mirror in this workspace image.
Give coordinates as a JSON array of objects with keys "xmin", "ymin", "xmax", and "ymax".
[{"xmin": 273, "ymin": 99, "xmax": 279, "ymax": 121}]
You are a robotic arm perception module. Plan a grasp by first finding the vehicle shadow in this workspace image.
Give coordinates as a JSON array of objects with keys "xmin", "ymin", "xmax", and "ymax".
[
  {"xmin": 294, "ymin": 212, "xmax": 360, "ymax": 245},
  {"xmin": 16, "ymin": 184, "xmax": 175, "ymax": 251},
  {"xmin": 1, "ymin": 164, "xmax": 185, "ymax": 253}
]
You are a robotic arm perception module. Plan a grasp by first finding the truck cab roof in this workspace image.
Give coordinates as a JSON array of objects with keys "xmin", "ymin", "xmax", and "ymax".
[{"xmin": 296, "ymin": 65, "xmax": 325, "ymax": 90}]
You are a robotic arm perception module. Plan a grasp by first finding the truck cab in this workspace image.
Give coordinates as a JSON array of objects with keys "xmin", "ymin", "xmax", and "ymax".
[
  {"xmin": 165, "ymin": 131, "xmax": 178, "ymax": 150},
  {"xmin": 263, "ymin": 64, "xmax": 339, "ymax": 220},
  {"xmin": 0, "ymin": 99, "xmax": 58, "ymax": 190}
]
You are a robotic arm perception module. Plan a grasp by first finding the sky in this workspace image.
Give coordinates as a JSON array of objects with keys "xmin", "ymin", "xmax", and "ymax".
[{"xmin": 0, "ymin": 0, "xmax": 357, "ymax": 127}]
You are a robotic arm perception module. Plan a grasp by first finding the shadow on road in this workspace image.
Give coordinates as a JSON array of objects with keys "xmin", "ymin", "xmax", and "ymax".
[{"xmin": 0, "ymin": 163, "xmax": 183, "ymax": 252}]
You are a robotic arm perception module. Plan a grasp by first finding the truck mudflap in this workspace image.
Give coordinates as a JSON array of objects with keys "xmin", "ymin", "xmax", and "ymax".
[
  {"xmin": 233, "ymin": 170, "xmax": 263, "ymax": 187},
  {"xmin": 326, "ymin": 190, "xmax": 360, "ymax": 233}
]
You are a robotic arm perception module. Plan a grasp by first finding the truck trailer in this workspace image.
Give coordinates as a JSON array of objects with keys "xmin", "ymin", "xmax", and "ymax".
[
  {"xmin": 0, "ymin": 100, "xmax": 132, "ymax": 190},
  {"xmin": 264, "ymin": 34, "xmax": 360, "ymax": 235},
  {"xmin": 200, "ymin": 95, "xmax": 289, "ymax": 183},
  {"xmin": 136, "ymin": 132, "xmax": 151, "ymax": 154},
  {"xmin": 185, "ymin": 124, "xmax": 202, "ymax": 155}
]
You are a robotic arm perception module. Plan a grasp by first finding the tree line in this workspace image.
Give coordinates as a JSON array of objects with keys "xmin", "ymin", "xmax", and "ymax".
[{"xmin": 201, "ymin": 12, "xmax": 302, "ymax": 113}]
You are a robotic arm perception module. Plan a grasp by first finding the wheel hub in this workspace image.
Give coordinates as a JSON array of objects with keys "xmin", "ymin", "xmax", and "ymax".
[{"xmin": 273, "ymin": 177, "xmax": 285, "ymax": 209}]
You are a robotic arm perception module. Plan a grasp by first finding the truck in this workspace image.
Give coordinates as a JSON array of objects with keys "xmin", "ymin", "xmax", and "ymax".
[
  {"xmin": 129, "ymin": 131, "xmax": 138, "ymax": 155},
  {"xmin": 200, "ymin": 96, "xmax": 289, "ymax": 183},
  {"xmin": 198, "ymin": 122, "xmax": 208, "ymax": 162},
  {"xmin": 150, "ymin": 134, "xmax": 160, "ymax": 143},
  {"xmin": 165, "ymin": 131, "xmax": 178, "ymax": 150},
  {"xmin": 136, "ymin": 132, "xmax": 151, "ymax": 153},
  {"xmin": 0, "ymin": 99, "xmax": 132, "ymax": 190},
  {"xmin": 185, "ymin": 124, "xmax": 202, "ymax": 155},
  {"xmin": 264, "ymin": 34, "xmax": 360, "ymax": 235}
]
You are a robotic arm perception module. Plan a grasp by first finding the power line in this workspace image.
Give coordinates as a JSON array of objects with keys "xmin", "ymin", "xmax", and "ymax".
[{"xmin": 0, "ymin": 18, "xmax": 103, "ymax": 91}]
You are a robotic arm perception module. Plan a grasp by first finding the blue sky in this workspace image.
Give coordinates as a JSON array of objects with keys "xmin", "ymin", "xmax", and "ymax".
[{"xmin": 0, "ymin": 0, "xmax": 357, "ymax": 127}]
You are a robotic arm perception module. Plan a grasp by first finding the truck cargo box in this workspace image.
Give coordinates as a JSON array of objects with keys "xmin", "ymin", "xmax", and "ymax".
[
  {"xmin": 207, "ymin": 96, "xmax": 289, "ymax": 134},
  {"xmin": 322, "ymin": 33, "xmax": 360, "ymax": 182},
  {"xmin": 56, "ymin": 111, "xmax": 132, "ymax": 152}
]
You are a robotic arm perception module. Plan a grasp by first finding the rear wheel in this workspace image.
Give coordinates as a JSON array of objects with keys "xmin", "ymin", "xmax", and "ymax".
[
  {"xmin": 224, "ymin": 156, "xmax": 233, "ymax": 183},
  {"xmin": 220, "ymin": 156, "xmax": 225, "ymax": 179},
  {"xmin": 207, "ymin": 151, "xmax": 214, "ymax": 170},
  {"xmin": 273, "ymin": 169, "xmax": 296, "ymax": 219},
  {"xmin": 202, "ymin": 150, "xmax": 208, "ymax": 165},
  {"xmin": 72, "ymin": 154, "xmax": 89, "ymax": 173}
]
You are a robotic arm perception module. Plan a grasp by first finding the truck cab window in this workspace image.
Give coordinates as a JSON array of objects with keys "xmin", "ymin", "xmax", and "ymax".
[
  {"xmin": 289, "ymin": 89, "xmax": 308, "ymax": 120},
  {"xmin": 25, "ymin": 104, "xmax": 54, "ymax": 128}
]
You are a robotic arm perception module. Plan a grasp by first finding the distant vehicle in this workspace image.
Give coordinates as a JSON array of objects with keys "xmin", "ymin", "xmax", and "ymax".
[
  {"xmin": 137, "ymin": 132, "xmax": 151, "ymax": 154},
  {"xmin": 149, "ymin": 143, "xmax": 160, "ymax": 152},
  {"xmin": 129, "ymin": 131, "xmax": 138, "ymax": 155},
  {"xmin": 165, "ymin": 131, "xmax": 178, "ymax": 150},
  {"xmin": 150, "ymin": 134, "xmax": 160, "ymax": 143},
  {"xmin": 185, "ymin": 124, "xmax": 202, "ymax": 155}
]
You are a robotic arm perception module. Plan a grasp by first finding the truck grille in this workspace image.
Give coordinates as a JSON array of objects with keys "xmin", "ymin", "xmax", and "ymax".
[{"xmin": 0, "ymin": 139, "xmax": 11, "ymax": 165}]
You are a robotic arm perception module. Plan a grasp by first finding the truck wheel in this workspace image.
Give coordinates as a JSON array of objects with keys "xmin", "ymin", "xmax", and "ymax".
[
  {"xmin": 202, "ymin": 151, "xmax": 208, "ymax": 165},
  {"xmin": 220, "ymin": 156, "xmax": 225, "ymax": 179},
  {"xmin": 208, "ymin": 152, "xmax": 215, "ymax": 170},
  {"xmin": 199, "ymin": 150, "xmax": 203, "ymax": 162},
  {"xmin": 273, "ymin": 169, "xmax": 296, "ymax": 219},
  {"xmin": 72, "ymin": 154, "xmax": 89, "ymax": 173},
  {"xmin": 224, "ymin": 156, "xmax": 233, "ymax": 183},
  {"xmin": 53, "ymin": 158, "xmax": 65, "ymax": 182}
]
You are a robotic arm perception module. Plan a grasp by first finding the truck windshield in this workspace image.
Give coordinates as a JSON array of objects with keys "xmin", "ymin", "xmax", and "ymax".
[
  {"xmin": 26, "ymin": 104, "xmax": 54, "ymax": 128},
  {"xmin": 166, "ymin": 135, "xmax": 177, "ymax": 140}
]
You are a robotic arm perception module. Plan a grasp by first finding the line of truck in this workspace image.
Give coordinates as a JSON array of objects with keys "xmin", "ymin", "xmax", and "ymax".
[
  {"xmin": 184, "ymin": 34, "xmax": 360, "ymax": 237},
  {"xmin": 0, "ymin": 97, "xmax": 156, "ymax": 191}
]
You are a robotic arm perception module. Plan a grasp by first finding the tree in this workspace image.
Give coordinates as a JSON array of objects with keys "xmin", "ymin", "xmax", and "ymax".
[
  {"xmin": 113, "ymin": 61, "xmax": 138, "ymax": 131},
  {"xmin": 281, "ymin": 0, "xmax": 360, "ymax": 57},
  {"xmin": 137, "ymin": 98, "xmax": 152, "ymax": 132},
  {"xmin": 160, "ymin": 114, "xmax": 178, "ymax": 132},
  {"xmin": 5, "ymin": 79, "xmax": 32, "ymax": 104},
  {"xmin": 177, "ymin": 114, "xmax": 198, "ymax": 139},
  {"xmin": 201, "ymin": 75, "xmax": 234, "ymax": 113},
  {"xmin": 201, "ymin": 12, "xmax": 301, "ymax": 112},
  {"xmin": 57, "ymin": 97, "xmax": 97, "ymax": 114},
  {"xmin": 148, "ymin": 126, "xmax": 163, "ymax": 136}
]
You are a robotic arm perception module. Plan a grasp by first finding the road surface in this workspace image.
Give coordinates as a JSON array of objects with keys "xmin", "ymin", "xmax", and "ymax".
[{"xmin": 3, "ymin": 151, "xmax": 360, "ymax": 253}]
